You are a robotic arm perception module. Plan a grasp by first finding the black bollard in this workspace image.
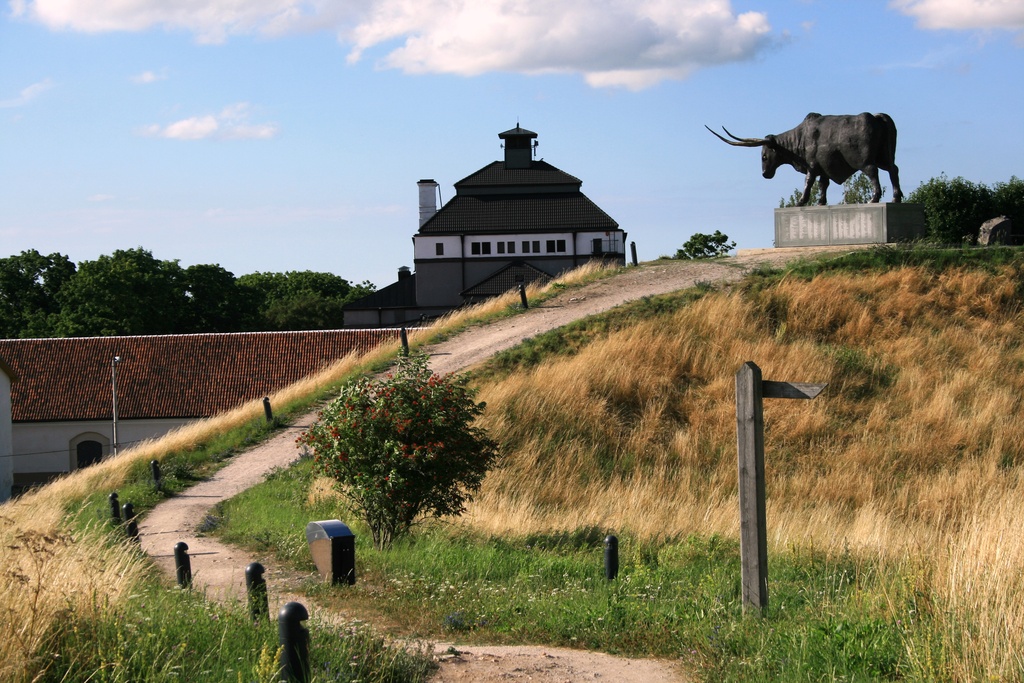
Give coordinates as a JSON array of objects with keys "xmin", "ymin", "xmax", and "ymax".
[
  {"xmin": 108, "ymin": 492, "xmax": 121, "ymax": 522},
  {"xmin": 278, "ymin": 601, "xmax": 310, "ymax": 683},
  {"xmin": 263, "ymin": 397, "xmax": 274, "ymax": 424},
  {"xmin": 150, "ymin": 459, "xmax": 162, "ymax": 490},
  {"xmin": 246, "ymin": 562, "xmax": 269, "ymax": 622},
  {"xmin": 400, "ymin": 327, "xmax": 409, "ymax": 356},
  {"xmin": 519, "ymin": 283, "xmax": 529, "ymax": 309},
  {"xmin": 122, "ymin": 502, "xmax": 139, "ymax": 541},
  {"xmin": 173, "ymin": 542, "xmax": 192, "ymax": 588},
  {"xmin": 630, "ymin": 241, "xmax": 638, "ymax": 267},
  {"xmin": 604, "ymin": 535, "xmax": 619, "ymax": 581}
]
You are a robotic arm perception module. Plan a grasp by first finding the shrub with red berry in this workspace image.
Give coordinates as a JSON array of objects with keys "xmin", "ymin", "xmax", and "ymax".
[{"xmin": 298, "ymin": 353, "xmax": 499, "ymax": 549}]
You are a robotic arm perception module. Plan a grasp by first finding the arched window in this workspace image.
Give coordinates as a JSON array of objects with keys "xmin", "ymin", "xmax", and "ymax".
[{"xmin": 76, "ymin": 440, "xmax": 103, "ymax": 469}]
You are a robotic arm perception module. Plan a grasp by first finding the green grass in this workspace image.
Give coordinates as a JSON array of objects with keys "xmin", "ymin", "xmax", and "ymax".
[
  {"xmin": 36, "ymin": 574, "xmax": 434, "ymax": 682},
  {"xmin": 213, "ymin": 459, "xmax": 939, "ymax": 682}
]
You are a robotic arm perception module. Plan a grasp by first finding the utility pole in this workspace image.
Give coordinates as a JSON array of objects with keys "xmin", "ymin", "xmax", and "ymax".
[{"xmin": 111, "ymin": 356, "xmax": 121, "ymax": 455}]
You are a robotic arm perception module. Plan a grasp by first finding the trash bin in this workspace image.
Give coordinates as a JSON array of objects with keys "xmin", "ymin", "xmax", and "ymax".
[{"xmin": 305, "ymin": 520, "xmax": 356, "ymax": 585}]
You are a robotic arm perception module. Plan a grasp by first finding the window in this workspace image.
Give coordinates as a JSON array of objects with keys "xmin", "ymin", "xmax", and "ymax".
[
  {"xmin": 522, "ymin": 241, "xmax": 531, "ymax": 253},
  {"xmin": 471, "ymin": 242, "xmax": 481, "ymax": 255},
  {"xmin": 532, "ymin": 240, "xmax": 540, "ymax": 253},
  {"xmin": 482, "ymin": 242, "xmax": 491, "ymax": 255},
  {"xmin": 497, "ymin": 242, "xmax": 505, "ymax": 254},
  {"xmin": 507, "ymin": 241, "xmax": 515, "ymax": 254},
  {"xmin": 436, "ymin": 242, "xmax": 444, "ymax": 256},
  {"xmin": 546, "ymin": 240, "xmax": 556, "ymax": 253},
  {"xmin": 557, "ymin": 239, "xmax": 566, "ymax": 252}
]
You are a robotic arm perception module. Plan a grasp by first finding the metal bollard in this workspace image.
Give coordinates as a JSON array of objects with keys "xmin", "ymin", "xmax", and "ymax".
[
  {"xmin": 519, "ymin": 283, "xmax": 529, "ymax": 309},
  {"xmin": 400, "ymin": 327, "xmax": 409, "ymax": 356},
  {"xmin": 630, "ymin": 241, "xmax": 638, "ymax": 267},
  {"xmin": 245, "ymin": 562, "xmax": 269, "ymax": 622},
  {"xmin": 122, "ymin": 502, "xmax": 139, "ymax": 541},
  {"xmin": 278, "ymin": 601, "xmax": 310, "ymax": 683},
  {"xmin": 263, "ymin": 397, "xmax": 274, "ymax": 424},
  {"xmin": 150, "ymin": 459, "xmax": 162, "ymax": 490},
  {"xmin": 604, "ymin": 535, "xmax": 619, "ymax": 580},
  {"xmin": 173, "ymin": 542, "xmax": 192, "ymax": 588},
  {"xmin": 108, "ymin": 492, "xmax": 121, "ymax": 522}
]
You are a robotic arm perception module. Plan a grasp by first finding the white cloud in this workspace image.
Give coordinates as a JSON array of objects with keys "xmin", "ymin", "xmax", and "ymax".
[
  {"xmin": 131, "ymin": 69, "xmax": 166, "ymax": 84},
  {"xmin": 139, "ymin": 102, "xmax": 279, "ymax": 140},
  {"xmin": 347, "ymin": 0, "xmax": 773, "ymax": 90},
  {"xmin": 12, "ymin": 0, "xmax": 774, "ymax": 89},
  {"xmin": 87, "ymin": 194, "xmax": 116, "ymax": 202},
  {"xmin": 891, "ymin": 0, "xmax": 1024, "ymax": 31},
  {"xmin": 0, "ymin": 78, "xmax": 54, "ymax": 108}
]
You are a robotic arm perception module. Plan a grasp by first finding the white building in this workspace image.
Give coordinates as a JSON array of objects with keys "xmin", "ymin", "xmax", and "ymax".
[{"xmin": 345, "ymin": 125, "xmax": 626, "ymax": 326}]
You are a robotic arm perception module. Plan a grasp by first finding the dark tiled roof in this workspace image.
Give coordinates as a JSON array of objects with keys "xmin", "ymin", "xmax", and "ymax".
[
  {"xmin": 418, "ymin": 193, "xmax": 619, "ymax": 235},
  {"xmin": 455, "ymin": 161, "xmax": 582, "ymax": 190},
  {"xmin": 462, "ymin": 262, "xmax": 552, "ymax": 297},
  {"xmin": 343, "ymin": 274, "xmax": 417, "ymax": 311},
  {"xmin": 498, "ymin": 125, "xmax": 538, "ymax": 139},
  {"xmin": 0, "ymin": 330, "xmax": 400, "ymax": 423}
]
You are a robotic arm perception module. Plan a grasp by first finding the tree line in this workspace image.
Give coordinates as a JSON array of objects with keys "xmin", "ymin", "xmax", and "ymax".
[{"xmin": 0, "ymin": 247, "xmax": 375, "ymax": 338}]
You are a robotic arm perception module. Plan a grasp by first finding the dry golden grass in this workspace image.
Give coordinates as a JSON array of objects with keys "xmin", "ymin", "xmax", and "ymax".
[
  {"xmin": 463, "ymin": 264, "xmax": 1024, "ymax": 677},
  {"xmin": 0, "ymin": 341, "xmax": 405, "ymax": 682}
]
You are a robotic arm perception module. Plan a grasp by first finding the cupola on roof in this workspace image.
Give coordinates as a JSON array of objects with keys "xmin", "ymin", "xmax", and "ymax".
[{"xmin": 499, "ymin": 124, "xmax": 538, "ymax": 169}]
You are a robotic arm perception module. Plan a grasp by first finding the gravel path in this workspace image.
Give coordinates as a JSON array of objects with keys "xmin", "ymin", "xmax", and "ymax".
[{"xmin": 137, "ymin": 247, "xmax": 857, "ymax": 682}]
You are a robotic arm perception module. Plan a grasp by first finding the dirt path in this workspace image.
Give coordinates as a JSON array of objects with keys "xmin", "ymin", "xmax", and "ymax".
[{"xmin": 137, "ymin": 247, "xmax": 858, "ymax": 682}]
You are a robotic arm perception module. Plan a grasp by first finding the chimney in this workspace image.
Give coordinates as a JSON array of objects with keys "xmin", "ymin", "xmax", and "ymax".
[
  {"xmin": 397, "ymin": 266, "xmax": 411, "ymax": 280},
  {"xmin": 417, "ymin": 179, "xmax": 438, "ymax": 227}
]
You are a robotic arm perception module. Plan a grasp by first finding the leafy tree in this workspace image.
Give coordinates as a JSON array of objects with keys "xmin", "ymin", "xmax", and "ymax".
[
  {"xmin": 183, "ymin": 264, "xmax": 260, "ymax": 333},
  {"xmin": 0, "ymin": 250, "xmax": 75, "ymax": 338},
  {"xmin": 992, "ymin": 176, "xmax": 1024, "ymax": 234},
  {"xmin": 842, "ymin": 172, "xmax": 886, "ymax": 204},
  {"xmin": 907, "ymin": 174, "xmax": 994, "ymax": 244},
  {"xmin": 239, "ymin": 271, "xmax": 375, "ymax": 330},
  {"xmin": 298, "ymin": 354, "xmax": 500, "ymax": 550},
  {"xmin": 54, "ymin": 248, "xmax": 189, "ymax": 336},
  {"xmin": 674, "ymin": 230, "xmax": 736, "ymax": 260}
]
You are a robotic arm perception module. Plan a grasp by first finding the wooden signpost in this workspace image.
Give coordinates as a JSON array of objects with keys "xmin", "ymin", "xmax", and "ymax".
[{"xmin": 735, "ymin": 361, "xmax": 825, "ymax": 614}]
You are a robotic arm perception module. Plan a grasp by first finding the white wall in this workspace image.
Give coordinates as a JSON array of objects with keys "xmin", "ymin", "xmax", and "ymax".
[
  {"xmin": 0, "ymin": 369, "xmax": 13, "ymax": 502},
  {"xmin": 12, "ymin": 417, "xmax": 192, "ymax": 480},
  {"xmin": 413, "ymin": 235, "xmax": 463, "ymax": 260}
]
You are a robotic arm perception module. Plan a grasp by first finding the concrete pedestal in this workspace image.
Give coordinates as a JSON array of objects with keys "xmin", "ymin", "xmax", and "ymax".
[{"xmin": 774, "ymin": 203, "xmax": 926, "ymax": 248}]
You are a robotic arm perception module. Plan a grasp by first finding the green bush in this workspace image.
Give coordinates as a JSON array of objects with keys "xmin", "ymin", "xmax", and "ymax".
[
  {"xmin": 675, "ymin": 231, "xmax": 736, "ymax": 259},
  {"xmin": 298, "ymin": 354, "xmax": 500, "ymax": 549},
  {"xmin": 907, "ymin": 174, "xmax": 994, "ymax": 244}
]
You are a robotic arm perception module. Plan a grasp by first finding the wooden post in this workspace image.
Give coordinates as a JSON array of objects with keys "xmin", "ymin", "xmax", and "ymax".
[
  {"xmin": 736, "ymin": 362, "xmax": 768, "ymax": 613},
  {"xmin": 735, "ymin": 361, "xmax": 825, "ymax": 615}
]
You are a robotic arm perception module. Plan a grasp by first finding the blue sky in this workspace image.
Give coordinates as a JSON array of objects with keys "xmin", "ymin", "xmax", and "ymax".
[{"xmin": 2, "ymin": 1, "xmax": 1022, "ymax": 290}]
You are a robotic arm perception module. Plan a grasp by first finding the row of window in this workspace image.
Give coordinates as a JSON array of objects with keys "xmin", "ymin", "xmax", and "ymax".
[{"xmin": 441, "ymin": 240, "xmax": 569, "ymax": 257}]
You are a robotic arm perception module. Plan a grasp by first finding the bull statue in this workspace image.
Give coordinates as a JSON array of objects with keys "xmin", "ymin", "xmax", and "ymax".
[{"xmin": 706, "ymin": 112, "xmax": 904, "ymax": 206}]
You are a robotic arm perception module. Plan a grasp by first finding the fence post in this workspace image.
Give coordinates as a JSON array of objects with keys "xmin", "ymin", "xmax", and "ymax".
[
  {"xmin": 400, "ymin": 327, "xmax": 409, "ymax": 356},
  {"xmin": 122, "ymin": 502, "xmax": 139, "ymax": 541},
  {"xmin": 263, "ymin": 397, "xmax": 274, "ymax": 424},
  {"xmin": 108, "ymin": 492, "xmax": 121, "ymax": 522},
  {"xmin": 278, "ymin": 601, "xmax": 310, "ymax": 683},
  {"xmin": 604, "ymin": 535, "xmax": 619, "ymax": 580},
  {"xmin": 150, "ymin": 459, "xmax": 162, "ymax": 490},
  {"xmin": 246, "ymin": 562, "xmax": 269, "ymax": 622},
  {"xmin": 518, "ymin": 283, "xmax": 529, "ymax": 309},
  {"xmin": 173, "ymin": 542, "xmax": 192, "ymax": 588},
  {"xmin": 630, "ymin": 241, "xmax": 638, "ymax": 266}
]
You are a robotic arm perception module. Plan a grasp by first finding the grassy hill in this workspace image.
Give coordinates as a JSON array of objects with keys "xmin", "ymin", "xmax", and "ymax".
[{"xmin": 5, "ymin": 247, "xmax": 1024, "ymax": 681}]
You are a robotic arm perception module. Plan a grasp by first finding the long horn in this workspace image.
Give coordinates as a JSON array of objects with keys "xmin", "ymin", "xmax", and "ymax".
[{"xmin": 705, "ymin": 125, "xmax": 764, "ymax": 147}]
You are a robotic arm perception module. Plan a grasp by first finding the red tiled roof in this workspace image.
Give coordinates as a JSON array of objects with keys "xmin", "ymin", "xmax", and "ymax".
[{"xmin": 0, "ymin": 330, "xmax": 400, "ymax": 423}]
